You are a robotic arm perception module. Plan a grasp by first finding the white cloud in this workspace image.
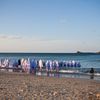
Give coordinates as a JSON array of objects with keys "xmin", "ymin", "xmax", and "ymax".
[
  {"xmin": 0, "ymin": 35, "xmax": 99, "ymax": 52},
  {"xmin": 0, "ymin": 35, "xmax": 8, "ymax": 39},
  {"xmin": 0, "ymin": 34, "xmax": 22, "ymax": 39}
]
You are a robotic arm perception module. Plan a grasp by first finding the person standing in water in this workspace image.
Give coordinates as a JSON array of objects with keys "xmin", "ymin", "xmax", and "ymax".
[
  {"xmin": 38, "ymin": 59, "xmax": 43, "ymax": 71},
  {"xmin": 90, "ymin": 68, "xmax": 94, "ymax": 79}
]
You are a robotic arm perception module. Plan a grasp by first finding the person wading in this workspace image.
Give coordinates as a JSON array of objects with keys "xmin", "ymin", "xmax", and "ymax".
[{"xmin": 90, "ymin": 68, "xmax": 94, "ymax": 79}]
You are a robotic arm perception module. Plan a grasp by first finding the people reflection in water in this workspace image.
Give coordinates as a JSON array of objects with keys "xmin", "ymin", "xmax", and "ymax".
[{"xmin": 90, "ymin": 68, "xmax": 94, "ymax": 79}]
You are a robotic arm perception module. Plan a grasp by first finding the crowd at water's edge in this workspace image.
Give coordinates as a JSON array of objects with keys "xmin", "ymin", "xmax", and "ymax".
[{"xmin": 0, "ymin": 58, "xmax": 81, "ymax": 73}]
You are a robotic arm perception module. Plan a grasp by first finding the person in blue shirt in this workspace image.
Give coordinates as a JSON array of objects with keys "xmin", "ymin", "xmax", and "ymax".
[{"xmin": 30, "ymin": 59, "xmax": 37, "ymax": 75}]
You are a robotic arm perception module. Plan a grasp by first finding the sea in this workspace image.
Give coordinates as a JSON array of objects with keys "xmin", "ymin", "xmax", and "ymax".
[{"xmin": 0, "ymin": 53, "xmax": 100, "ymax": 80}]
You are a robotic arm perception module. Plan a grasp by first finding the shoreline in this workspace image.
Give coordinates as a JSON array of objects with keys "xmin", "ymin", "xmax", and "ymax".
[
  {"xmin": 0, "ymin": 68, "xmax": 100, "ymax": 81},
  {"xmin": 0, "ymin": 72, "xmax": 100, "ymax": 99}
]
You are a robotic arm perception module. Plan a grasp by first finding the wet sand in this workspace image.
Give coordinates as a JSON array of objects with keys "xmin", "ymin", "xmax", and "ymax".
[{"xmin": 0, "ymin": 72, "xmax": 100, "ymax": 100}]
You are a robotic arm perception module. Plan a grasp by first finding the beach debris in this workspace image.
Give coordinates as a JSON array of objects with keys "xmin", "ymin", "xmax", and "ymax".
[
  {"xmin": 53, "ymin": 91, "xmax": 58, "ymax": 96},
  {"xmin": 96, "ymin": 93, "xmax": 100, "ymax": 99}
]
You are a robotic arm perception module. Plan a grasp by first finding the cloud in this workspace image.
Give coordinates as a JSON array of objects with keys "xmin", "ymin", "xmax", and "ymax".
[
  {"xmin": 0, "ymin": 34, "xmax": 22, "ymax": 39},
  {"xmin": 0, "ymin": 36, "xmax": 99, "ymax": 52},
  {"xmin": 30, "ymin": 37, "xmax": 69, "ymax": 42},
  {"xmin": 9, "ymin": 36, "xmax": 22, "ymax": 39},
  {"xmin": 0, "ymin": 35, "xmax": 8, "ymax": 39}
]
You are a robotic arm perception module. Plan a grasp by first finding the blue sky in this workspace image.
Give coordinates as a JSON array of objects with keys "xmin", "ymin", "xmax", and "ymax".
[{"xmin": 0, "ymin": 0, "xmax": 100, "ymax": 52}]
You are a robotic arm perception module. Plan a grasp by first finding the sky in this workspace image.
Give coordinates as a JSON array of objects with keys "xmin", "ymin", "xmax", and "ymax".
[{"xmin": 0, "ymin": 0, "xmax": 100, "ymax": 53}]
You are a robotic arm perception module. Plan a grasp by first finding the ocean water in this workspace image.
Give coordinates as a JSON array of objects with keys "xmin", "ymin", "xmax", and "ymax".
[
  {"xmin": 0, "ymin": 53, "xmax": 100, "ymax": 68},
  {"xmin": 0, "ymin": 53, "xmax": 100, "ymax": 80}
]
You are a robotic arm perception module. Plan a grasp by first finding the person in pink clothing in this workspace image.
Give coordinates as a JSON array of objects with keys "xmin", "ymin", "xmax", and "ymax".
[{"xmin": 38, "ymin": 59, "xmax": 43, "ymax": 71}]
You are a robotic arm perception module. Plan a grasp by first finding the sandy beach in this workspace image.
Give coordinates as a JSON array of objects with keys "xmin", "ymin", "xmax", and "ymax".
[{"xmin": 0, "ymin": 72, "xmax": 100, "ymax": 100}]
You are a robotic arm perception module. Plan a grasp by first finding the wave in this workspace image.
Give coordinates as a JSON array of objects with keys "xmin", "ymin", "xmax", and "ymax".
[
  {"xmin": 59, "ymin": 70, "xmax": 80, "ymax": 74},
  {"xmin": 59, "ymin": 70, "xmax": 100, "ymax": 76}
]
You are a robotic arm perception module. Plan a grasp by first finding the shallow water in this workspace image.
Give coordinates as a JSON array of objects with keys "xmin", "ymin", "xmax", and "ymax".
[
  {"xmin": 36, "ymin": 71, "xmax": 100, "ymax": 81},
  {"xmin": 0, "ymin": 53, "xmax": 100, "ymax": 80},
  {"xmin": 0, "ymin": 53, "xmax": 100, "ymax": 68}
]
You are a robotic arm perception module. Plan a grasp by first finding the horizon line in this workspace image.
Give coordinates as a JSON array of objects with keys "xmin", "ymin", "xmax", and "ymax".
[{"xmin": 0, "ymin": 52, "xmax": 99, "ymax": 54}]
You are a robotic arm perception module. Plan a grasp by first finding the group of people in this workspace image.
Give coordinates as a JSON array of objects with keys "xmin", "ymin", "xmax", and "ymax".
[
  {"xmin": 0, "ymin": 58, "xmax": 96, "ymax": 80},
  {"xmin": 0, "ymin": 58, "xmax": 60, "ymax": 74},
  {"xmin": 0, "ymin": 58, "xmax": 81, "ymax": 74}
]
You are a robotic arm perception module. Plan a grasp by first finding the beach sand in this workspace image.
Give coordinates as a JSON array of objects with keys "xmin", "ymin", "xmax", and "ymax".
[{"xmin": 0, "ymin": 72, "xmax": 100, "ymax": 100}]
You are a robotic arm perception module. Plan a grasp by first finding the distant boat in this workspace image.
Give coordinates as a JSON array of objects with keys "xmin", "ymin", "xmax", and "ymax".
[
  {"xmin": 77, "ymin": 51, "xmax": 82, "ymax": 54},
  {"xmin": 96, "ymin": 51, "xmax": 100, "ymax": 54}
]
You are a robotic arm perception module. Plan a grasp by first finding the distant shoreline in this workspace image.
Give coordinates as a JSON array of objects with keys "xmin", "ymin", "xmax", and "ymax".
[
  {"xmin": 76, "ymin": 51, "xmax": 100, "ymax": 54},
  {"xmin": 0, "ymin": 52, "xmax": 99, "ymax": 54}
]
